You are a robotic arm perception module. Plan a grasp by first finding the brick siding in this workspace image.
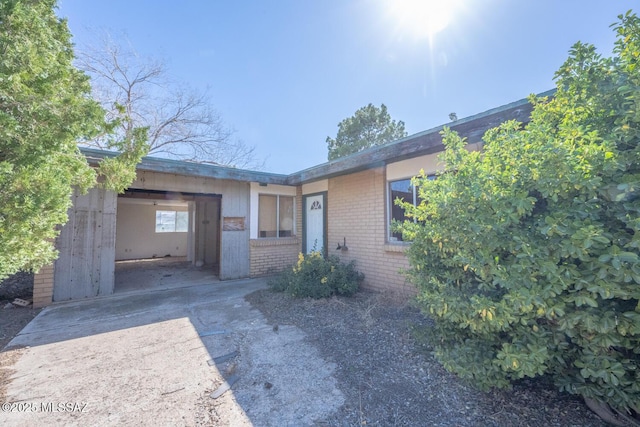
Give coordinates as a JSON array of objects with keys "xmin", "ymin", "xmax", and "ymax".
[
  {"xmin": 32, "ymin": 263, "xmax": 54, "ymax": 308},
  {"xmin": 249, "ymin": 189, "xmax": 303, "ymax": 277},
  {"xmin": 328, "ymin": 167, "xmax": 417, "ymax": 298},
  {"xmin": 249, "ymin": 238, "xmax": 301, "ymax": 276}
]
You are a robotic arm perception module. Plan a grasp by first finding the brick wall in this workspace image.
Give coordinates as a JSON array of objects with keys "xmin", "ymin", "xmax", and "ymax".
[
  {"xmin": 328, "ymin": 167, "xmax": 417, "ymax": 298},
  {"xmin": 32, "ymin": 263, "xmax": 54, "ymax": 308},
  {"xmin": 296, "ymin": 186, "xmax": 303, "ymax": 246},
  {"xmin": 249, "ymin": 238, "xmax": 300, "ymax": 276},
  {"xmin": 249, "ymin": 189, "xmax": 302, "ymax": 276}
]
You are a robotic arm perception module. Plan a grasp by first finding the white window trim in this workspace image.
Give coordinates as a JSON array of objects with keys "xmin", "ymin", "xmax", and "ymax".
[
  {"xmin": 249, "ymin": 182, "xmax": 297, "ymax": 239},
  {"xmin": 257, "ymin": 194, "xmax": 296, "ymax": 239}
]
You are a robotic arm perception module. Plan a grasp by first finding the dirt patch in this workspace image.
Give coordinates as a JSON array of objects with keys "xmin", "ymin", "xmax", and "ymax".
[
  {"xmin": 0, "ymin": 348, "xmax": 26, "ymax": 406},
  {"xmin": 0, "ymin": 272, "xmax": 40, "ymax": 350},
  {"xmin": 245, "ymin": 289, "xmax": 606, "ymax": 427},
  {"xmin": 0, "ymin": 271, "xmax": 33, "ymax": 302},
  {"xmin": 0, "ymin": 307, "xmax": 39, "ymax": 351},
  {"xmin": 0, "ymin": 271, "xmax": 41, "ymax": 413}
]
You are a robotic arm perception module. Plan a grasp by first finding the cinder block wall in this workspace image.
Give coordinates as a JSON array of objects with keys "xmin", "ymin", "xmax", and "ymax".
[{"xmin": 328, "ymin": 167, "xmax": 417, "ymax": 298}]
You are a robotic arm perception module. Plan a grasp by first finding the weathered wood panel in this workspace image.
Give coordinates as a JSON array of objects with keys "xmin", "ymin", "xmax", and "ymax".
[
  {"xmin": 99, "ymin": 191, "xmax": 116, "ymax": 296},
  {"xmin": 223, "ymin": 217, "xmax": 245, "ymax": 231},
  {"xmin": 54, "ymin": 188, "xmax": 116, "ymax": 301},
  {"xmin": 204, "ymin": 200, "xmax": 220, "ymax": 267},
  {"xmin": 193, "ymin": 198, "xmax": 220, "ymax": 271},
  {"xmin": 219, "ymin": 181, "xmax": 250, "ymax": 280}
]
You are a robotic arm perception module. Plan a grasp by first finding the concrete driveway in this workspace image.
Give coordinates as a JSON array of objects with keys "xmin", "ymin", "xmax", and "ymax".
[{"xmin": 1, "ymin": 279, "xmax": 344, "ymax": 426}]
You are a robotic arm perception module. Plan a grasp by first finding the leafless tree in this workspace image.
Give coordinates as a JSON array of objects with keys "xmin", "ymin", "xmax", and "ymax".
[{"xmin": 76, "ymin": 34, "xmax": 264, "ymax": 169}]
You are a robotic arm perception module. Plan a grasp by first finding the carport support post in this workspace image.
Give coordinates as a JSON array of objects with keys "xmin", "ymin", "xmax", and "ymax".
[{"xmin": 33, "ymin": 263, "xmax": 54, "ymax": 308}]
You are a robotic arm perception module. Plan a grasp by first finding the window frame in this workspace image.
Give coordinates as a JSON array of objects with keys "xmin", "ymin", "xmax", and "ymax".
[
  {"xmin": 258, "ymin": 194, "xmax": 296, "ymax": 239},
  {"xmin": 387, "ymin": 175, "xmax": 435, "ymax": 243},
  {"xmin": 155, "ymin": 210, "xmax": 189, "ymax": 233}
]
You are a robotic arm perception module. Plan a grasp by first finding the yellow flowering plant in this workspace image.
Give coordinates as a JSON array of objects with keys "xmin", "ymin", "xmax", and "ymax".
[{"xmin": 269, "ymin": 252, "xmax": 363, "ymax": 298}]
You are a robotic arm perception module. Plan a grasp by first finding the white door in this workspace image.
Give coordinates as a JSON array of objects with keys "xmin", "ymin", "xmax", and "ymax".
[{"xmin": 305, "ymin": 194, "xmax": 325, "ymax": 253}]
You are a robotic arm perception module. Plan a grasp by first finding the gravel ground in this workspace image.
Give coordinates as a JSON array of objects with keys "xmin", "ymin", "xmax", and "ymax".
[
  {"xmin": 0, "ymin": 271, "xmax": 33, "ymax": 302},
  {"xmin": 245, "ymin": 289, "xmax": 606, "ymax": 427}
]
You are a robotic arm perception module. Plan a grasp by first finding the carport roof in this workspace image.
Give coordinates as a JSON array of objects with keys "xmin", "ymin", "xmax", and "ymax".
[
  {"xmin": 82, "ymin": 148, "xmax": 291, "ymax": 185},
  {"xmin": 82, "ymin": 89, "xmax": 555, "ymax": 187}
]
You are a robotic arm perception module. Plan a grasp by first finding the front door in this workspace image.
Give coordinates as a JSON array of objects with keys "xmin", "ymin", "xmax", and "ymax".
[{"xmin": 304, "ymin": 193, "xmax": 326, "ymax": 254}]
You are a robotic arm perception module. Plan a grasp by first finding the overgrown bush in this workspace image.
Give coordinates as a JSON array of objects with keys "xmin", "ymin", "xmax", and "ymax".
[
  {"xmin": 398, "ymin": 12, "xmax": 640, "ymax": 418},
  {"xmin": 269, "ymin": 252, "xmax": 363, "ymax": 298}
]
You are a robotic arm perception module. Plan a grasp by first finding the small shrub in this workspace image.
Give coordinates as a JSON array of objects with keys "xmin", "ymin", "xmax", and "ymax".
[{"xmin": 268, "ymin": 252, "xmax": 363, "ymax": 298}]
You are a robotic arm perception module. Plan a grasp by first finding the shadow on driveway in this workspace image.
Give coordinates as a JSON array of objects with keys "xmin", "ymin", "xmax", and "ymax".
[{"xmin": 2, "ymin": 279, "xmax": 344, "ymax": 426}]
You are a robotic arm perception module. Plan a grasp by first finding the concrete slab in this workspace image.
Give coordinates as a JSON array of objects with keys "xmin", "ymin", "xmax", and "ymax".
[
  {"xmin": 114, "ymin": 257, "xmax": 218, "ymax": 294},
  {"xmin": 1, "ymin": 279, "xmax": 344, "ymax": 426}
]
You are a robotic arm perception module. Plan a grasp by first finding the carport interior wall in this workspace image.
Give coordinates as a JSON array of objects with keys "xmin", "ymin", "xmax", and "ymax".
[{"xmin": 116, "ymin": 189, "xmax": 221, "ymax": 270}]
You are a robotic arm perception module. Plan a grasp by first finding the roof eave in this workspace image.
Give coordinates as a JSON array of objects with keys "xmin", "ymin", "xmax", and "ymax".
[
  {"xmin": 81, "ymin": 89, "xmax": 555, "ymax": 188},
  {"xmin": 81, "ymin": 148, "xmax": 290, "ymax": 185},
  {"xmin": 288, "ymin": 89, "xmax": 554, "ymax": 185}
]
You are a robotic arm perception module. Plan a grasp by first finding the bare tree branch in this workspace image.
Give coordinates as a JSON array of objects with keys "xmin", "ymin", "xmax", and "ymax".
[{"xmin": 75, "ymin": 32, "xmax": 264, "ymax": 170}]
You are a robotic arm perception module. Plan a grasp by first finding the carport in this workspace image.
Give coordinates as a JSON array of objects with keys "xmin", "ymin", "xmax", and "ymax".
[
  {"xmin": 114, "ymin": 188, "xmax": 221, "ymax": 293},
  {"xmin": 35, "ymin": 149, "xmax": 290, "ymax": 306}
]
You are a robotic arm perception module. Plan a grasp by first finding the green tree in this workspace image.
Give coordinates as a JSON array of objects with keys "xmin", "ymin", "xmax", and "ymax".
[
  {"xmin": 0, "ymin": 0, "xmax": 146, "ymax": 280},
  {"xmin": 326, "ymin": 103, "xmax": 407, "ymax": 160},
  {"xmin": 398, "ymin": 11, "xmax": 640, "ymax": 422}
]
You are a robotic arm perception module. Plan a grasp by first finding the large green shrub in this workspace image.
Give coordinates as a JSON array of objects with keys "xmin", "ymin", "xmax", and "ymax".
[
  {"xmin": 398, "ymin": 12, "xmax": 640, "ymax": 416},
  {"xmin": 269, "ymin": 252, "xmax": 363, "ymax": 298},
  {"xmin": 0, "ymin": 0, "xmax": 149, "ymax": 280}
]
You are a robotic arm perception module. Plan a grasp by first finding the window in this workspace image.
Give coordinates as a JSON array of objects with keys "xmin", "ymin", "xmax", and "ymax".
[
  {"xmin": 155, "ymin": 210, "xmax": 188, "ymax": 233},
  {"xmin": 259, "ymin": 195, "xmax": 295, "ymax": 238},
  {"xmin": 388, "ymin": 176, "xmax": 434, "ymax": 242}
]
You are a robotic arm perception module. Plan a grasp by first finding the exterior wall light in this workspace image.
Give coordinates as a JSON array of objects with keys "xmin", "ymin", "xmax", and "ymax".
[{"xmin": 336, "ymin": 237, "xmax": 348, "ymax": 251}]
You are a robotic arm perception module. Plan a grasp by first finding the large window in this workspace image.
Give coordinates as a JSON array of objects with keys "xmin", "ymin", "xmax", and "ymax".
[
  {"xmin": 155, "ymin": 210, "xmax": 188, "ymax": 233},
  {"xmin": 388, "ymin": 176, "xmax": 434, "ymax": 242},
  {"xmin": 258, "ymin": 195, "xmax": 294, "ymax": 238}
]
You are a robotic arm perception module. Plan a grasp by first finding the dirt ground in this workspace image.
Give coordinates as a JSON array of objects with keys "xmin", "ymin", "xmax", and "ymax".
[
  {"xmin": 244, "ymin": 289, "xmax": 607, "ymax": 427},
  {"xmin": 0, "ymin": 272, "xmax": 39, "ymax": 350},
  {"xmin": 0, "ymin": 272, "xmax": 38, "ymax": 409},
  {"xmin": 0, "ymin": 271, "xmax": 608, "ymax": 426}
]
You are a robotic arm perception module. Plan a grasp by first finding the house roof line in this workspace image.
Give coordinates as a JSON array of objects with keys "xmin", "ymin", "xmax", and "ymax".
[
  {"xmin": 81, "ymin": 147, "xmax": 291, "ymax": 185},
  {"xmin": 82, "ymin": 89, "xmax": 555, "ymax": 187},
  {"xmin": 287, "ymin": 89, "xmax": 555, "ymax": 185}
]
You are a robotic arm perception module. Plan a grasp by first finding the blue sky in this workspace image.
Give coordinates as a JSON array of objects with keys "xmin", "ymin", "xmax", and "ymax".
[{"xmin": 58, "ymin": 0, "xmax": 638, "ymax": 173}]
